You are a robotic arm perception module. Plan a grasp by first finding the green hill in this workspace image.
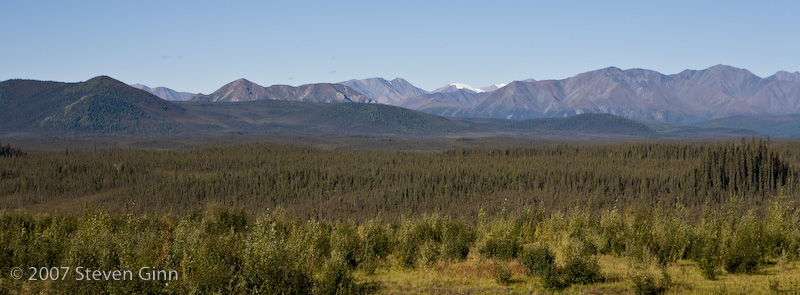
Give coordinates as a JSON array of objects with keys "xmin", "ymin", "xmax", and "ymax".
[
  {"xmin": 514, "ymin": 113, "xmax": 654, "ymax": 134},
  {"xmin": 0, "ymin": 76, "xmax": 185, "ymax": 135},
  {"xmin": 459, "ymin": 113, "xmax": 656, "ymax": 138},
  {"xmin": 694, "ymin": 114, "xmax": 800, "ymax": 138},
  {"xmin": 175, "ymin": 99, "xmax": 475, "ymax": 136}
]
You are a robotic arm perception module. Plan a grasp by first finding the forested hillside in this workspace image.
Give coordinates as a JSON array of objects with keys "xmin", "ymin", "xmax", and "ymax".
[{"xmin": 0, "ymin": 76, "xmax": 185, "ymax": 135}]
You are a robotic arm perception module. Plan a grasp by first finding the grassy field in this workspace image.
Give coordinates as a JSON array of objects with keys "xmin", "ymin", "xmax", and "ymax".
[{"xmin": 364, "ymin": 255, "xmax": 800, "ymax": 294}]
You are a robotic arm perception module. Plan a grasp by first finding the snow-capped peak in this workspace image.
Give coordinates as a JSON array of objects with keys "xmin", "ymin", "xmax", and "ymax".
[
  {"xmin": 433, "ymin": 83, "xmax": 480, "ymax": 93},
  {"xmin": 433, "ymin": 83, "xmax": 507, "ymax": 93},
  {"xmin": 478, "ymin": 84, "xmax": 507, "ymax": 92}
]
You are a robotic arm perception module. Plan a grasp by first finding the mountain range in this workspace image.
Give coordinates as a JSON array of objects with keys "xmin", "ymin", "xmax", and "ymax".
[
  {"xmin": 133, "ymin": 65, "xmax": 800, "ymax": 125},
  {"xmin": 0, "ymin": 75, "xmax": 763, "ymax": 139},
  {"xmin": 192, "ymin": 78, "xmax": 374, "ymax": 103},
  {"xmin": 339, "ymin": 77, "xmax": 428, "ymax": 105},
  {"xmin": 4, "ymin": 65, "xmax": 800, "ymax": 139}
]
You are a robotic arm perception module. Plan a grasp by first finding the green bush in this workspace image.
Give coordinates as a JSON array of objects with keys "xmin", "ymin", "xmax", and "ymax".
[
  {"xmin": 242, "ymin": 214, "xmax": 313, "ymax": 294},
  {"xmin": 691, "ymin": 219, "xmax": 722, "ymax": 280},
  {"xmin": 629, "ymin": 262, "xmax": 671, "ymax": 295},
  {"xmin": 361, "ymin": 220, "xmax": 391, "ymax": 273},
  {"xmin": 561, "ymin": 255, "xmax": 601, "ymax": 285},
  {"xmin": 519, "ymin": 244, "xmax": 555, "ymax": 277},
  {"xmin": 479, "ymin": 221, "xmax": 521, "ymax": 260},
  {"xmin": 296, "ymin": 220, "xmax": 333, "ymax": 268},
  {"xmin": 520, "ymin": 243, "xmax": 601, "ymax": 290},
  {"xmin": 598, "ymin": 210, "xmax": 625, "ymax": 255},
  {"xmin": 490, "ymin": 261, "xmax": 513, "ymax": 285},
  {"xmin": 722, "ymin": 213, "xmax": 765, "ymax": 274},
  {"xmin": 632, "ymin": 274, "xmax": 665, "ymax": 295},
  {"xmin": 330, "ymin": 222, "xmax": 363, "ymax": 268},
  {"xmin": 316, "ymin": 251, "xmax": 358, "ymax": 295},
  {"xmin": 361, "ymin": 220, "xmax": 391, "ymax": 261},
  {"xmin": 540, "ymin": 267, "xmax": 570, "ymax": 291},
  {"xmin": 440, "ymin": 220, "xmax": 476, "ymax": 261},
  {"xmin": 697, "ymin": 256, "xmax": 720, "ymax": 280},
  {"xmin": 394, "ymin": 216, "xmax": 444, "ymax": 268}
]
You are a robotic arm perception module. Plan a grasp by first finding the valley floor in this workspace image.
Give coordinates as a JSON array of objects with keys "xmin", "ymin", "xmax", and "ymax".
[{"xmin": 362, "ymin": 256, "xmax": 800, "ymax": 295}]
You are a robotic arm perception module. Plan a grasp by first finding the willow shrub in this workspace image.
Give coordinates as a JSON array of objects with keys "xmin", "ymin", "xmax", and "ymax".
[
  {"xmin": 440, "ymin": 220, "xmax": 476, "ymax": 261},
  {"xmin": 519, "ymin": 244, "xmax": 556, "ymax": 277},
  {"xmin": 479, "ymin": 219, "xmax": 522, "ymax": 260},
  {"xmin": 721, "ymin": 212, "xmax": 766, "ymax": 274},
  {"xmin": 242, "ymin": 214, "xmax": 313, "ymax": 294},
  {"xmin": 360, "ymin": 220, "xmax": 391, "ymax": 273},
  {"xmin": 394, "ymin": 217, "xmax": 437, "ymax": 268}
]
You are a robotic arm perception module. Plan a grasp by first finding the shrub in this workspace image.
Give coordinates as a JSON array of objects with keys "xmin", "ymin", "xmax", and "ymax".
[
  {"xmin": 632, "ymin": 274, "xmax": 665, "ymax": 295},
  {"xmin": 692, "ymin": 219, "xmax": 722, "ymax": 280},
  {"xmin": 479, "ymin": 221, "xmax": 521, "ymax": 260},
  {"xmin": 599, "ymin": 209, "xmax": 626, "ymax": 255},
  {"xmin": 520, "ymin": 243, "xmax": 601, "ymax": 290},
  {"xmin": 697, "ymin": 255, "xmax": 719, "ymax": 280},
  {"xmin": 540, "ymin": 267, "xmax": 570, "ymax": 291},
  {"xmin": 330, "ymin": 222, "xmax": 362, "ymax": 268},
  {"xmin": 519, "ymin": 245, "xmax": 555, "ymax": 277},
  {"xmin": 490, "ymin": 261, "xmax": 513, "ymax": 285},
  {"xmin": 296, "ymin": 220, "xmax": 332, "ymax": 268},
  {"xmin": 394, "ymin": 217, "xmax": 442, "ymax": 268},
  {"xmin": 722, "ymin": 213, "xmax": 765, "ymax": 274},
  {"xmin": 242, "ymin": 215, "xmax": 313, "ymax": 295},
  {"xmin": 629, "ymin": 262, "xmax": 670, "ymax": 295},
  {"xmin": 440, "ymin": 221, "xmax": 476, "ymax": 261},
  {"xmin": 316, "ymin": 251, "xmax": 357, "ymax": 295},
  {"xmin": 361, "ymin": 220, "xmax": 391, "ymax": 261},
  {"xmin": 361, "ymin": 220, "xmax": 391, "ymax": 273},
  {"xmin": 561, "ymin": 255, "xmax": 601, "ymax": 285}
]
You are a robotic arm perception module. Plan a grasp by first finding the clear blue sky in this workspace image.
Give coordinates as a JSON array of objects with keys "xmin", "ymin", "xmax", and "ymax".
[{"xmin": 2, "ymin": 0, "xmax": 798, "ymax": 94}]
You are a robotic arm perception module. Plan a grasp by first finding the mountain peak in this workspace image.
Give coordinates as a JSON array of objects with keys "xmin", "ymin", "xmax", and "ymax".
[
  {"xmin": 339, "ymin": 77, "xmax": 427, "ymax": 104},
  {"xmin": 231, "ymin": 78, "xmax": 258, "ymax": 85},
  {"xmin": 131, "ymin": 83, "xmax": 196, "ymax": 101},
  {"xmin": 390, "ymin": 77, "xmax": 409, "ymax": 83},
  {"xmin": 433, "ymin": 83, "xmax": 481, "ymax": 93},
  {"xmin": 478, "ymin": 84, "xmax": 507, "ymax": 92},
  {"xmin": 87, "ymin": 75, "xmax": 124, "ymax": 85},
  {"xmin": 767, "ymin": 70, "xmax": 800, "ymax": 83}
]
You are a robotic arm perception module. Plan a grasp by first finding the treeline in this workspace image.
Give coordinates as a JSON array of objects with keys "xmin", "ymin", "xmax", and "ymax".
[
  {"xmin": 0, "ymin": 139, "xmax": 798, "ymax": 219},
  {"xmin": 2, "ymin": 202, "xmax": 799, "ymax": 294},
  {"xmin": 694, "ymin": 138, "xmax": 790, "ymax": 201},
  {"xmin": 0, "ymin": 141, "xmax": 24, "ymax": 158}
]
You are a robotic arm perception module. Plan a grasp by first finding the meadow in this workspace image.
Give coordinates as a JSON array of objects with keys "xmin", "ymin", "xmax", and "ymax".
[{"xmin": 1, "ymin": 138, "xmax": 799, "ymax": 294}]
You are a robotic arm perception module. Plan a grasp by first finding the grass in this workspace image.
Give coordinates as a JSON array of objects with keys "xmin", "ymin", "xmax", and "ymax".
[{"xmin": 353, "ymin": 254, "xmax": 800, "ymax": 294}]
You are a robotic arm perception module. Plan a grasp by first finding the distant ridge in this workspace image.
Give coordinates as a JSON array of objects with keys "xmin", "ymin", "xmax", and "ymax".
[
  {"xmin": 472, "ymin": 65, "xmax": 800, "ymax": 123},
  {"xmin": 187, "ymin": 65, "xmax": 800, "ymax": 124},
  {"xmin": 5, "ymin": 64, "xmax": 800, "ymax": 138},
  {"xmin": 193, "ymin": 79, "xmax": 373, "ymax": 103},
  {"xmin": 3, "ymin": 75, "xmax": 757, "ymax": 139},
  {"xmin": 131, "ymin": 84, "xmax": 195, "ymax": 101},
  {"xmin": 339, "ymin": 77, "xmax": 428, "ymax": 105},
  {"xmin": 401, "ymin": 90, "xmax": 490, "ymax": 117}
]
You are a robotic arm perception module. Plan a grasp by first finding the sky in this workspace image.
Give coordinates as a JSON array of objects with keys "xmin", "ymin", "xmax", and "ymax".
[{"xmin": 2, "ymin": 0, "xmax": 799, "ymax": 94}]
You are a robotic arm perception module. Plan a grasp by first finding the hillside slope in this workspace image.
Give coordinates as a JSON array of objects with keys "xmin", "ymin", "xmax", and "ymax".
[{"xmin": 0, "ymin": 76, "xmax": 186, "ymax": 135}]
